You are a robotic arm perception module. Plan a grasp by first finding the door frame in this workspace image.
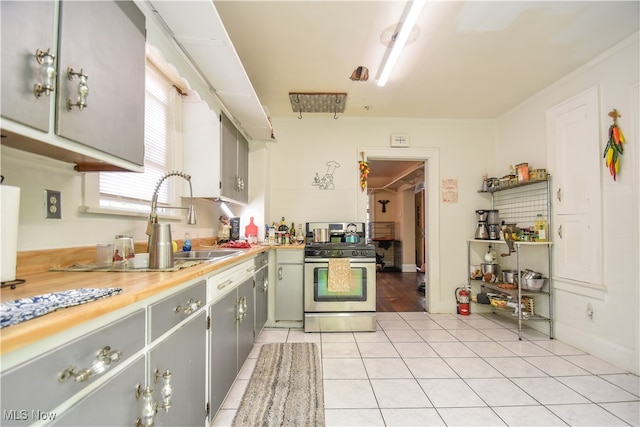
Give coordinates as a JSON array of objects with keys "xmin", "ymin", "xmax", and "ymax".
[{"xmin": 357, "ymin": 147, "xmax": 440, "ymax": 313}]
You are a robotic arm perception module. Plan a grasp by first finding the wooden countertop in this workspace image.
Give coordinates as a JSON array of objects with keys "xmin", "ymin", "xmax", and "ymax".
[{"xmin": 0, "ymin": 244, "xmax": 302, "ymax": 355}]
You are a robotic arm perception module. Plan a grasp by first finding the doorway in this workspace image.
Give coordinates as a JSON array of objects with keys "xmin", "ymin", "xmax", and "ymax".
[{"xmin": 357, "ymin": 146, "xmax": 441, "ymax": 313}]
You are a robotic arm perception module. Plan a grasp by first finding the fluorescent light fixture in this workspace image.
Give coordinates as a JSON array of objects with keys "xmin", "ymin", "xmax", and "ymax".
[
  {"xmin": 220, "ymin": 202, "xmax": 234, "ymax": 218},
  {"xmin": 377, "ymin": 0, "xmax": 427, "ymax": 87}
]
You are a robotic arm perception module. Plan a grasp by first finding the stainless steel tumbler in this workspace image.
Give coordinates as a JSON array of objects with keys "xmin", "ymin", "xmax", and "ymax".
[{"xmin": 149, "ymin": 223, "xmax": 174, "ymax": 269}]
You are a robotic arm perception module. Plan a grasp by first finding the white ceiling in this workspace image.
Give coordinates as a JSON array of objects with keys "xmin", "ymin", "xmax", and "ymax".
[{"xmin": 214, "ymin": 1, "xmax": 639, "ymax": 120}]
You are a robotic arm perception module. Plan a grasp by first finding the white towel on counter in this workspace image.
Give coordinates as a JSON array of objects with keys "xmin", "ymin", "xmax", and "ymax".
[
  {"xmin": 327, "ymin": 258, "xmax": 353, "ymax": 293},
  {"xmin": 0, "ymin": 287, "xmax": 122, "ymax": 328}
]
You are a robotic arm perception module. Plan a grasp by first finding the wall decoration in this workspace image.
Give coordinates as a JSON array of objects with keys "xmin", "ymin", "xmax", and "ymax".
[
  {"xmin": 441, "ymin": 178, "xmax": 458, "ymax": 203},
  {"xmin": 391, "ymin": 134, "xmax": 410, "ymax": 147},
  {"xmin": 378, "ymin": 199, "xmax": 390, "ymax": 212},
  {"xmin": 604, "ymin": 109, "xmax": 626, "ymax": 181},
  {"xmin": 311, "ymin": 160, "xmax": 340, "ymax": 190},
  {"xmin": 358, "ymin": 152, "xmax": 369, "ymax": 192}
]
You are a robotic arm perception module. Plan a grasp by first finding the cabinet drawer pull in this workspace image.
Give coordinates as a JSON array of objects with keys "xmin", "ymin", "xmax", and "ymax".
[
  {"xmin": 278, "ymin": 266, "xmax": 282, "ymax": 280},
  {"xmin": 174, "ymin": 298, "xmax": 202, "ymax": 315},
  {"xmin": 57, "ymin": 346, "xmax": 122, "ymax": 383},
  {"xmin": 556, "ymin": 188, "xmax": 562, "ymax": 202},
  {"xmin": 557, "ymin": 225, "xmax": 563, "ymax": 239},
  {"xmin": 34, "ymin": 48, "xmax": 56, "ymax": 98},
  {"xmin": 66, "ymin": 67, "xmax": 89, "ymax": 111},
  {"xmin": 217, "ymin": 279, "xmax": 233, "ymax": 290}
]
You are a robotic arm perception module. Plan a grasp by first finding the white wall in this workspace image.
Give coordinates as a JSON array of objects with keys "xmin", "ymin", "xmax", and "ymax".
[
  {"xmin": 266, "ymin": 116, "xmax": 496, "ymax": 312},
  {"xmin": 495, "ymin": 34, "xmax": 640, "ymax": 374}
]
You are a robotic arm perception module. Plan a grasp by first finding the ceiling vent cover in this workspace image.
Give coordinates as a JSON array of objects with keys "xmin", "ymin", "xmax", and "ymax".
[{"xmin": 289, "ymin": 92, "xmax": 347, "ymax": 115}]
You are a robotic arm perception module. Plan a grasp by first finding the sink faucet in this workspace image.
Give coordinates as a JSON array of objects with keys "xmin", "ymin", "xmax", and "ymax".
[{"xmin": 146, "ymin": 171, "xmax": 197, "ymax": 237}]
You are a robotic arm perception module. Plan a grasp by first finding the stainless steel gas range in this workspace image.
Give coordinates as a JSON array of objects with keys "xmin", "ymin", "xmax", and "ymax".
[{"xmin": 303, "ymin": 222, "xmax": 377, "ymax": 332}]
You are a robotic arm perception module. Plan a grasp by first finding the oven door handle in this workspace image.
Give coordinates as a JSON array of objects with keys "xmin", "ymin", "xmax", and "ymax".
[{"xmin": 304, "ymin": 258, "xmax": 375, "ymax": 264}]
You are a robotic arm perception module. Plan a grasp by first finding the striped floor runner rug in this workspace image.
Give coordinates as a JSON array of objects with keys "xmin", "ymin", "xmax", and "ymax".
[{"xmin": 232, "ymin": 342, "xmax": 324, "ymax": 426}]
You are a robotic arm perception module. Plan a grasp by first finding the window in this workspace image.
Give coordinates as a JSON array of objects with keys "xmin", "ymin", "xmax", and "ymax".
[{"xmin": 99, "ymin": 62, "xmax": 181, "ymax": 212}]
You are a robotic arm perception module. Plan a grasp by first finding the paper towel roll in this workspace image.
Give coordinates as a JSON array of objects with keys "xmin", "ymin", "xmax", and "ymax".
[{"xmin": 1, "ymin": 185, "xmax": 21, "ymax": 282}]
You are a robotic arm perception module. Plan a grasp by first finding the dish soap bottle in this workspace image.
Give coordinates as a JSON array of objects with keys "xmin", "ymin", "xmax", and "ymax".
[
  {"xmin": 534, "ymin": 214, "xmax": 548, "ymax": 242},
  {"xmin": 182, "ymin": 232, "xmax": 192, "ymax": 251}
]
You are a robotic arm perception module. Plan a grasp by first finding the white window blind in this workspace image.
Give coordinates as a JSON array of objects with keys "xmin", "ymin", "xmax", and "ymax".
[{"xmin": 99, "ymin": 64, "xmax": 174, "ymax": 210}]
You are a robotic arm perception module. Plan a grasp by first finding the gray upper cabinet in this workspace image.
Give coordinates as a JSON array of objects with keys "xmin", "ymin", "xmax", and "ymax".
[
  {"xmin": 221, "ymin": 113, "xmax": 249, "ymax": 204},
  {"xmin": 0, "ymin": 0, "xmax": 146, "ymax": 171},
  {"xmin": 56, "ymin": 1, "xmax": 146, "ymax": 166},
  {"xmin": 0, "ymin": 1, "xmax": 55, "ymax": 132}
]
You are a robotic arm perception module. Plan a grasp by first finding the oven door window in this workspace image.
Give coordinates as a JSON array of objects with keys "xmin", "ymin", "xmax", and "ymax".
[{"xmin": 314, "ymin": 267, "xmax": 367, "ymax": 301}]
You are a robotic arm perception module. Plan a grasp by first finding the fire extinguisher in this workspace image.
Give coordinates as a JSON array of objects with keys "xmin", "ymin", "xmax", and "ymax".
[{"xmin": 455, "ymin": 286, "xmax": 470, "ymax": 316}]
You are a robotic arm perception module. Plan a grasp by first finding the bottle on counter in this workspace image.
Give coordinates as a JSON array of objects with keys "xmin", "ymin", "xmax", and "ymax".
[
  {"xmin": 182, "ymin": 232, "xmax": 192, "ymax": 251},
  {"xmin": 534, "ymin": 214, "xmax": 548, "ymax": 242},
  {"xmin": 278, "ymin": 217, "xmax": 288, "ymax": 245},
  {"xmin": 296, "ymin": 223, "xmax": 304, "ymax": 244},
  {"xmin": 268, "ymin": 224, "xmax": 276, "ymax": 245},
  {"xmin": 290, "ymin": 222, "xmax": 296, "ymax": 244}
]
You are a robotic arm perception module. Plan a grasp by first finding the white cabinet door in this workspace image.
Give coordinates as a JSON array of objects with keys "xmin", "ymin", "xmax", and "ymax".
[
  {"xmin": 547, "ymin": 86, "xmax": 602, "ymax": 286},
  {"xmin": 183, "ymin": 101, "xmax": 221, "ymax": 198}
]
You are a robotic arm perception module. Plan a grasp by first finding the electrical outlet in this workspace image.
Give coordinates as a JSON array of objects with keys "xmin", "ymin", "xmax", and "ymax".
[
  {"xmin": 45, "ymin": 189, "xmax": 61, "ymax": 219},
  {"xmin": 586, "ymin": 303, "xmax": 595, "ymax": 322}
]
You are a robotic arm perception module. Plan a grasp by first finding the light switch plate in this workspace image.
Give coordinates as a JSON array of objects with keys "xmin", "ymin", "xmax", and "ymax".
[
  {"xmin": 391, "ymin": 134, "xmax": 410, "ymax": 147},
  {"xmin": 45, "ymin": 189, "xmax": 61, "ymax": 219}
]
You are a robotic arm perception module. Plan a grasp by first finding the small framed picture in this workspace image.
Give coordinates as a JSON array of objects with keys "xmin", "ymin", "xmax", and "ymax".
[{"xmin": 390, "ymin": 134, "xmax": 410, "ymax": 147}]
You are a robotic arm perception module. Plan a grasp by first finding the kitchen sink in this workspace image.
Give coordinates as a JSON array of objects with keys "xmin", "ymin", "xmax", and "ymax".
[{"xmin": 174, "ymin": 249, "xmax": 244, "ymax": 261}]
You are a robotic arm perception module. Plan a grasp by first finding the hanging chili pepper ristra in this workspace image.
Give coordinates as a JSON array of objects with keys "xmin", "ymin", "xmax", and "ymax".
[
  {"xmin": 603, "ymin": 109, "xmax": 626, "ymax": 181},
  {"xmin": 358, "ymin": 151, "xmax": 369, "ymax": 191}
]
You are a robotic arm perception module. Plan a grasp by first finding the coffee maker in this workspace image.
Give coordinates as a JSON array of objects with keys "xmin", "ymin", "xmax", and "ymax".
[
  {"xmin": 487, "ymin": 209, "xmax": 500, "ymax": 240},
  {"xmin": 474, "ymin": 210, "xmax": 489, "ymax": 239}
]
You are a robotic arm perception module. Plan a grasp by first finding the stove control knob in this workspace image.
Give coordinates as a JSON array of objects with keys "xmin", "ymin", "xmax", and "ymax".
[
  {"xmin": 337, "ymin": 250, "xmax": 344, "ymax": 257},
  {"xmin": 352, "ymin": 250, "xmax": 358, "ymax": 257},
  {"xmin": 314, "ymin": 250, "xmax": 322, "ymax": 256}
]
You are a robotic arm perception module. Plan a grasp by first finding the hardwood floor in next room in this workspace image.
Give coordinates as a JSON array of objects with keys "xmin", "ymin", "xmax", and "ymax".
[{"xmin": 376, "ymin": 271, "xmax": 426, "ymax": 312}]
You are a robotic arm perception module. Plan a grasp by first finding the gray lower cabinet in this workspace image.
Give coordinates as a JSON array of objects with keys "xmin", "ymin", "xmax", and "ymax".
[
  {"xmin": 51, "ymin": 356, "xmax": 146, "ymax": 427},
  {"xmin": 0, "ymin": 309, "xmax": 145, "ymax": 427},
  {"xmin": 149, "ymin": 311, "xmax": 207, "ymax": 427},
  {"xmin": 208, "ymin": 278, "xmax": 254, "ymax": 421},
  {"xmin": 275, "ymin": 249, "xmax": 304, "ymax": 321}
]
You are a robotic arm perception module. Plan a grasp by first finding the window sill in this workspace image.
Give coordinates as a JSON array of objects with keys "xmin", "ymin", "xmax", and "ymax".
[{"xmin": 78, "ymin": 205, "xmax": 184, "ymax": 221}]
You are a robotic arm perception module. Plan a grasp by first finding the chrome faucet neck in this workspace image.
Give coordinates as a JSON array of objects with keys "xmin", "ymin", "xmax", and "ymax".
[{"xmin": 146, "ymin": 171, "xmax": 197, "ymax": 236}]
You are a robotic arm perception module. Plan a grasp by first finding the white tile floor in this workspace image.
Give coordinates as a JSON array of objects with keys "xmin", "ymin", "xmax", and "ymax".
[{"xmin": 212, "ymin": 312, "xmax": 640, "ymax": 426}]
